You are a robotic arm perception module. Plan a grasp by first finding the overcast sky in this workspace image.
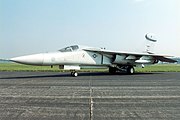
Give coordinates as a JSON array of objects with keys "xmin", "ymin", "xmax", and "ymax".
[{"xmin": 0, "ymin": 0, "xmax": 180, "ymax": 58}]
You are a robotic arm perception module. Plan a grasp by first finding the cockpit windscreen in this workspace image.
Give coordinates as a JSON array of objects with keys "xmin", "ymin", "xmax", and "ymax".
[{"xmin": 59, "ymin": 45, "xmax": 79, "ymax": 52}]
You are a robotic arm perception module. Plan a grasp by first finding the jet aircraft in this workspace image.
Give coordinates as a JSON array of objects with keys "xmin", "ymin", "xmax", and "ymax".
[{"xmin": 9, "ymin": 34, "xmax": 176, "ymax": 76}]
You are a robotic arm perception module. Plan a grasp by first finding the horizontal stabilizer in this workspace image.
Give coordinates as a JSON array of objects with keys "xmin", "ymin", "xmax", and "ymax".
[{"xmin": 155, "ymin": 56, "xmax": 177, "ymax": 63}]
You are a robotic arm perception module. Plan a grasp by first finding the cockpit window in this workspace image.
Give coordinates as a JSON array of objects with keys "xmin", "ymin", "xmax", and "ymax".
[
  {"xmin": 59, "ymin": 45, "xmax": 79, "ymax": 52},
  {"xmin": 59, "ymin": 47, "xmax": 72, "ymax": 52},
  {"xmin": 71, "ymin": 45, "xmax": 79, "ymax": 51}
]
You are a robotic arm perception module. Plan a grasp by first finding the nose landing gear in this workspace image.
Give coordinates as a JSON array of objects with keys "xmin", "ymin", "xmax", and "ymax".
[{"xmin": 71, "ymin": 71, "xmax": 78, "ymax": 77}]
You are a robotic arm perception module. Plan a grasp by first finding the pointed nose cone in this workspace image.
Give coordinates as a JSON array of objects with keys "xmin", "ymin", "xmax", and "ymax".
[{"xmin": 10, "ymin": 54, "xmax": 44, "ymax": 65}]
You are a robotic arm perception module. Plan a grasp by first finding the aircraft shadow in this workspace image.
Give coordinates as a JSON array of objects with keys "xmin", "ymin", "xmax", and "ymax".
[{"xmin": 0, "ymin": 72, "xmax": 159, "ymax": 80}]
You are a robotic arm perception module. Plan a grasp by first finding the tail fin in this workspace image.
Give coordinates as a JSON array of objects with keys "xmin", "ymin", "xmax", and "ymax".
[{"xmin": 145, "ymin": 33, "xmax": 157, "ymax": 54}]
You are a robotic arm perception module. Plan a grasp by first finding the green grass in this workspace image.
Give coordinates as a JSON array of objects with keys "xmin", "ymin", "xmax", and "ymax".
[
  {"xmin": 0, "ymin": 63, "xmax": 180, "ymax": 72},
  {"xmin": 136, "ymin": 64, "xmax": 180, "ymax": 72},
  {"xmin": 0, "ymin": 63, "xmax": 58, "ymax": 72}
]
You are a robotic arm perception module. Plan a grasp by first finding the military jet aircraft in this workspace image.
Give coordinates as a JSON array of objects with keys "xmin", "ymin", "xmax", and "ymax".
[{"xmin": 9, "ymin": 34, "xmax": 177, "ymax": 76}]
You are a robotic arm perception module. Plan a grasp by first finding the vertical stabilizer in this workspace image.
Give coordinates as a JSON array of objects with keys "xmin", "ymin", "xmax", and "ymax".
[{"xmin": 145, "ymin": 33, "xmax": 157, "ymax": 54}]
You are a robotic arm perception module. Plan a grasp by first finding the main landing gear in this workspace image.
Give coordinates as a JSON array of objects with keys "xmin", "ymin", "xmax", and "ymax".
[
  {"xmin": 109, "ymin": 65, "xmax": 135, "ymax": 74},
  {"xmin": 71, "ymin": 71, "xmax": 78, "ymax": 77},
  {"xmin": 127, "ymin": 66, "xmax": 135, "ymax": 74}
]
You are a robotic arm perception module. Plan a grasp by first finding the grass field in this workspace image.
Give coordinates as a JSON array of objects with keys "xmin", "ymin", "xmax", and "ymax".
[
  {"xmin": 0, "ymin": 63, "xmax": 180, "ymax": 72},
  {"xmin": 136, "ymin": 64, "xmax": 180, "ymax": 72}
]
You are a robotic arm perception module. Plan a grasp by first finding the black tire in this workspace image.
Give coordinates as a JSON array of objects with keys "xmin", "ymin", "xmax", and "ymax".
[
  {"xmin": 73, "ymin": 72, "xmax": 78, "ymax": 77},
  {"xmin": 71, "ymin": 71, "xmax": 78, "ymax": 77},
  {"xmin": 127, "ymin": 66, "xmax": 135, "ymax": 74}
]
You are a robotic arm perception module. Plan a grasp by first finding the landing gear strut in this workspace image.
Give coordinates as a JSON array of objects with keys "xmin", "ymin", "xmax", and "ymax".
[{"xmin": 71, "ymin": 71, "xmax": 78, "ymax": 77}]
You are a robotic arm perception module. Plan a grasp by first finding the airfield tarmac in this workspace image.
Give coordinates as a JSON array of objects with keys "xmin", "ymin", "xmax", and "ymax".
[{"xmin": 0, "ymin": 71, "xmax": 180, "ymax": 120}]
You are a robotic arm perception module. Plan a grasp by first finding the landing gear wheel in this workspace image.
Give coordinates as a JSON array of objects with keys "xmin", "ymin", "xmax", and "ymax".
[
  {"xmin": 71, "ymin": 71, "xmax": 78, "ymax": 77},
  {"xmin": 127, "ymin": 66, "xmax": 135, "ymax": 74},
  {"xmin": 73, "ymin": 72, "xmax": 78, "ymax": 77}
]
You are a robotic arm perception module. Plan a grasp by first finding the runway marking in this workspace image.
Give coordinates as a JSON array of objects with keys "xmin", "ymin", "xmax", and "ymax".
[
  {"xmin": 89, "ymin": 76, "xmax": 93, "ymax": 120},
  {"xmin": 0, "ymin": 95, "xmax": 180, "ymax": 99},
  {"xmin": 90, "ymin": 90, "xmax": 93, "ymax": 120}
]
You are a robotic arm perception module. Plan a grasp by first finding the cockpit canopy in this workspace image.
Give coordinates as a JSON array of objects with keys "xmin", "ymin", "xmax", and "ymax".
[{"xmin": 59, "ymin": 45, "xmax": 79, "ymax": 52}]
